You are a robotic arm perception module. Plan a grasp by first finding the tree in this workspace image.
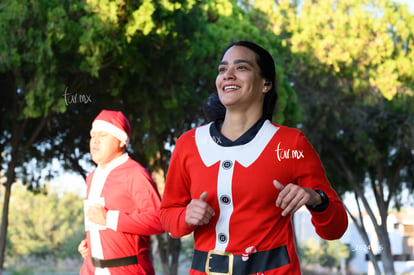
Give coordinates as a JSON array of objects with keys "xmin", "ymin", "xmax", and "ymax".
[
  {"xmin": 0, "ymin": 0, "xmax": 82, "ymax": 271},
  {"xmin": 267, "ymin": 0, "xmax": 414, "ymax": 274}
]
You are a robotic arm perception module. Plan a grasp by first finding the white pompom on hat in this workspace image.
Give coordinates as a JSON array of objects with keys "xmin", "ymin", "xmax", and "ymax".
[{"xmin": 91, "ymin": 110, "xmax": 131, "ymax": 145}]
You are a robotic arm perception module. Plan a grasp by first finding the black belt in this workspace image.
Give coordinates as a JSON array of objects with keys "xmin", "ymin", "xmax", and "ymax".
[
  {"xmin": 91, "ymin": 255, "xmax": 138, "ymax": 268},
  {"xmin": 192, "ymin": 246, "xmax": 290, "ymax": 275}
]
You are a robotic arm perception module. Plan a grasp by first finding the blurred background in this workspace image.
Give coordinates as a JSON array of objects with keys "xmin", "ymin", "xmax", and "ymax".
[{"xmin": 1, "ymin": 0, "xmax": 413, "ymax": 274}]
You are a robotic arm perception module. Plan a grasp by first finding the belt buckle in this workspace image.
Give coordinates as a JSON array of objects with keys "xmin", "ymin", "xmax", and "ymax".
[{"xmin": 205, "ymin": 250, "xmax": 234, "ymax": 275}]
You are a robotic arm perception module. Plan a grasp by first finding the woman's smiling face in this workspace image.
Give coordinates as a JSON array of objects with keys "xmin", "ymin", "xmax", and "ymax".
[{"xmin": 215, "ymin": 45, "xmax": 268, "ymax": 112}]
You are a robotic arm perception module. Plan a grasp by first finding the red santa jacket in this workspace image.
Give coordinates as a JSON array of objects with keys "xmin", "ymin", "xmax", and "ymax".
[
  {"xmin": 80, "ymin": 155, "xmax": 164, "ymax": 275},
  {"xmin": 160, "ymin": 120, "xmax": 348, "ymax": 274}
]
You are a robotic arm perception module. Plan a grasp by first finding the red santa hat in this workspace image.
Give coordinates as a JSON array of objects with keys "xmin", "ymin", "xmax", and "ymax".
[{"xmin": 91, "ymin": 110, "xmax": 131, "ymax": 145}]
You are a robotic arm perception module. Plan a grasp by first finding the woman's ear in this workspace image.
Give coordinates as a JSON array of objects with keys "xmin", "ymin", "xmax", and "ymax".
[{"xmin": 263, "ymin": 79, "xmax": 272, "ymax": 93}]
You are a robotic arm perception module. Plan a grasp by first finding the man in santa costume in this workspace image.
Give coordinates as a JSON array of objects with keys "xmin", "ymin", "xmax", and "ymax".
[{"xmin": 78, "ymin": 109, "xmax": 164, "ymax": 275}]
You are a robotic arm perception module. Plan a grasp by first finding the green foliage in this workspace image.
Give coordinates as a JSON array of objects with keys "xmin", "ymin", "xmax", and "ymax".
[
  {"xmin": 274, "ymin": 0, "xmax": 414, "ymax": 102},
  {"xmin": 35, "ymin": 0, "xmax": 301, "ymax": 176},
  {"xmin": 4, "ymin": 184, "xmax": 84, "ymax": 259},
  {"xmin": 11, "ymin": 267, "xmax": 34, "ymax": 275},
  {"xmin": 0, "ymin": 0, "xmax": 82, "ymax": 117},
  {"xmin": 299, "ymin": 239, "xmax": 350, "ymax": 269},
  {"xmin": 319, "ymin": 239, "xmax": 350, "ymax": 268},
  {"xmin": 1, "ymin": 0, "xmax": 301, "ymax": 177}
]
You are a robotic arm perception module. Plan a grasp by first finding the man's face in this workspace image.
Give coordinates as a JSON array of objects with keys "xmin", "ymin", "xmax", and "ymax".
[{"xmin": 89, "ymin": 131, "xmax": 124, "ymax": 168}]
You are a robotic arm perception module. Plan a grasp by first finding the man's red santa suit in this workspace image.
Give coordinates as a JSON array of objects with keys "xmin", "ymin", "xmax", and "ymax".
[
  {"xmin": 160, "ymin": 119, "xmax": 348, "ymax": 274},
  {"xmin": 80, "ymin": 110, "xmax": 164, "ymax": 275}
]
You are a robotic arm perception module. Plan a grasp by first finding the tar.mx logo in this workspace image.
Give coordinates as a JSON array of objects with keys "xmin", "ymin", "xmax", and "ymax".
[
  {"xmin": 63, "ymin": 87, "xmax": 92, "ymax": 106},
  {"xmin": 275, "ymin": 142, "xmax": 304, "ymax": 162},
  {"xmin": 352, "ymin": 244, "xmax": 384, "ymax": 252}
]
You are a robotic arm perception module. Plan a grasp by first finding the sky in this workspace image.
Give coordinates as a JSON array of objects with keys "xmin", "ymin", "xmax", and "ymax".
[
  {"xmin": 49, "ymin": 173, "xmax": 86, "ymax": 198},
  {"xmin": 397, "ymin": 0, "xmax": 414, "ymax": 13}
]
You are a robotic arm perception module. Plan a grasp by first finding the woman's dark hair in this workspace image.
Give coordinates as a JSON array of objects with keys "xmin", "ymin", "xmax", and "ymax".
[{"xmin": 203, "ymin": 40, "xmax": 278, "ymax": 122}]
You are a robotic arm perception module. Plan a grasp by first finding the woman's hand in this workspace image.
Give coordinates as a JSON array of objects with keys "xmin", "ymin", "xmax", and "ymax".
[
  {"xmin": 274, "ymin": 179, "xmax": 322, "ymax": 216},
  {"xmin": 185, "ymin": 192, "xmax": 215, "ymax": 227}
]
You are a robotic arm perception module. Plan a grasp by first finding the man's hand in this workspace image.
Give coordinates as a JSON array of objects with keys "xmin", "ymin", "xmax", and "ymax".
[
  {"xmin": 274, "ymin": 179, "xmax": 322, "ymax": 216},
  {"xmin": 87, "ymin": 204, "xmax": 107, "ymax": 226},
  {"xmin": 185, "ymin": 192, "xmax": 215, "ymax": 227},
  {"xmin": 78, "ymin": 239, "xmax": 89, "ymax": 258}
]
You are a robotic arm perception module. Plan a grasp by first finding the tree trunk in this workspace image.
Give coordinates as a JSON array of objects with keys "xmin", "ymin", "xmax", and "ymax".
[
  {"xmin": 157, "ymin": 233, "xmax": 181, "ymax": 275},
  {"xmin": 346, "ymin": 206, "xmax": 382, "ymax": 274},
  {"xmin": 0, "ymin": 85, "xmax": 48, "ymax": 273},
  {"xmin": 0, "ymin": 162, "xmax": 16, "ymax": 274},
  {"xmin": 378, "ymin": 224, "xmax": 395, "ymax": 275},
  {"xmin": 328, "ymin": 143, "xmax": 397, "ymax": 274}
]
